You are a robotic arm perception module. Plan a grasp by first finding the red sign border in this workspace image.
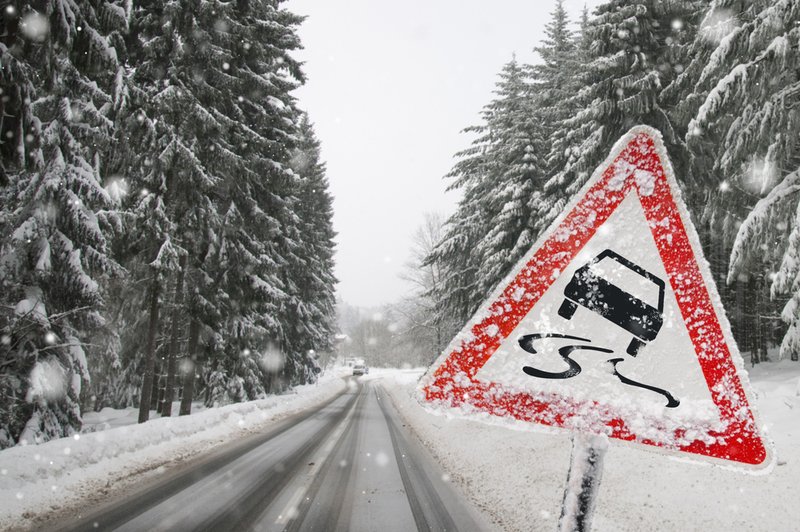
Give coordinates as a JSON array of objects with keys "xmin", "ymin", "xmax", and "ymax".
[{"xmin": 419, "ymin": 126, "xmax": 771, "ymax": 469}]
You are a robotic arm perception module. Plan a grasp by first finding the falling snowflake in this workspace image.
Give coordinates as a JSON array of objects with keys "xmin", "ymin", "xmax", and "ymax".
[
  {"xmin": 26, "ymin": 358, "xmax": 68, "ymax": 402},
  {"xmin": 19, "ymin": 12, "xmax": 49, "ymax": 42},
  {"xmin": 261, "ymin": 344, "xmax": 285, "ymax": 373}
]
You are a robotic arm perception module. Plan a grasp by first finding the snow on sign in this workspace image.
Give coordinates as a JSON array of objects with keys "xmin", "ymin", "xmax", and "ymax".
[{"xmin": 419, "ymin": 126, "xmax": 772, "ymax": 469}]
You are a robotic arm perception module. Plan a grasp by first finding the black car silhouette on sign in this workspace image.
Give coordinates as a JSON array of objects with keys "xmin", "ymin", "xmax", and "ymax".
[{"xmin": 558, "ymin": 249, "xmax": 665, "ymax": 356}]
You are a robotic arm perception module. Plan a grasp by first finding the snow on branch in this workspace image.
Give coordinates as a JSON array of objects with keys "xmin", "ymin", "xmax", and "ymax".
[
  {"xmin": 149, "ymin": 235, "xmax": 185, "ymax": 272},
  {"xmin": 728, "ymin": 167, "xmax": 800, "ymax": 283},
  {"xmin": 689, "ymin": 64, "xmax": 748, "ymax": 136}
]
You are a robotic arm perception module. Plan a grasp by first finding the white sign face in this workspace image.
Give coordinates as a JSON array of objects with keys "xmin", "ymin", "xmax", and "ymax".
[
  {"xmin": 476, "ymin": 192, "xmax": 718, "ymax": 425},
  {"xmin": 418, "ymin": 126, "xmax": 772, "ymax": 470}
]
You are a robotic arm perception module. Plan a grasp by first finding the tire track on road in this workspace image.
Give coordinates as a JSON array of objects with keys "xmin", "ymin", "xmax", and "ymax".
[
  {"xmin": 283, "ymin": 385, "xmax": 366, "ymax": 532},
  {"xmin": 198, "ymin": 388, "xmax": 362, "ymax": 532},
  {"xmin": 377, "ymin": 386, "xmax": 458, "ymax": 532},
  {"xmin": 49, "ymin": 387, "xmax": 352, "ymax": 532}
]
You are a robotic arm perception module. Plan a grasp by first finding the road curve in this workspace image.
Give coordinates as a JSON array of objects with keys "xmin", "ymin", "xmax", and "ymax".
[{"xmin": 47, "ymin": 378, "xmax": 489, "ymax": 532}]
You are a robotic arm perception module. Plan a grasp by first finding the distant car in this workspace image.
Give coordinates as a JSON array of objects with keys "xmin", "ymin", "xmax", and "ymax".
[
  {"xmin": 352, "ymin": 364, "xmax": 366, "ymax": 376},
  {"xmin": 558, "ymin": 249, "xmax": 665, "ymax": 356}
]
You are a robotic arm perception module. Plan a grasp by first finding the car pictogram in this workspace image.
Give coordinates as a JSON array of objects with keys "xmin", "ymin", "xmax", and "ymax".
[{"xmin": 558, "ymin": 249, "xmax": 665, "ymax": 356}]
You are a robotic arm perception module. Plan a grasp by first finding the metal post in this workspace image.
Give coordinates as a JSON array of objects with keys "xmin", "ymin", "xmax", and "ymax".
[{"xmin": 557, "ymin": 432, "xmax": 608, "ymax": 532}]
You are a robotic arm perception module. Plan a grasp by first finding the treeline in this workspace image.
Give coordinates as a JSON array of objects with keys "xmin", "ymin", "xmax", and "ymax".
[
  {"xmin": 0, "ymin": 0, "xmax": 336, "ymax": 448},
  {"xmin": 335, "ymin": 213, "xmax": 458, "ymax": 370},
  {"xmin": 428, "ymin": 0, "xmax": 800, "ymax": 364}
]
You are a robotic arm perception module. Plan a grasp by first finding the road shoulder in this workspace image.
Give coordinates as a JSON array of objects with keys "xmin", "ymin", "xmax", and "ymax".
[{"xmin": 1, "ymin": 377, "xmax": 347, "ymax": 532}]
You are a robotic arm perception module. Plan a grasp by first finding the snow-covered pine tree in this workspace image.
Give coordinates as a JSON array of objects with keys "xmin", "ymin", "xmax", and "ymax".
[
  {"xmin": 213, "ymin": 200, "xmax": 278, "ymax": 396},
  {"xmin": 0, "ymin": 0, "xmax": 126, "ymax": 446},
  {"xmin": 471, "ymin": 57, "xmax": 547, "ymax": 302},
  {"xmin": 429, "ymin": 57, "xmax": 541, "ymax": 328},
  {"xmin": 533, "ymin": 0, "xmax": 578, "ymax": 132},
  {"xmin": 541, "ymin": 0, "xmax": 591, "ymax": 181},
  {"xmin": 118, "ymin": 0, "xmax": 311, "ymax": 416},
  {"xmin": 519, "ymin": 0, "xmax": 583, "ymax": 276},
  {"xmin": 123, "ymin": 0, "xmax": 234, "ymax": 422},
  {"xmin": 426, "ymin": 202, "xmax": 484, "ymax": 332},
  {"xmin": 659, "ymin": 1, "xmax": 773, "ymax": 359},
  {"xmin": 171, "ymin": 0, "xmax": 323, "ymax": 411},
  {"xmin": 284, "ymin": 113, "xmax": 337, "ymax": 385},
  {"xmin": 539, "ymin": 0, "xmax": 704, "ymax": 238},
  {"xmin": 204, "ymin": 363, "xmax": 227, "ymax": 407},
  {"xmin": 683, "ymin": 0, "xmax": 800, "ymax": 361},
  {"xmin": 206, "ymin": 0, "xmax": 309, "ymax": 393}
]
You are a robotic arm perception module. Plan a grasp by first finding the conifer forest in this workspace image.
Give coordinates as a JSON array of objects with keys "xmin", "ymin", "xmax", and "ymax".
[
  {"xmin": 0, "ymin": 0, "xmax": 336, "ymax": 447},
  {"xmin": 2, "ymin": 0, "xmax": 800, "ymax": 455},
  {"xmin": 424, "ymin": 0, "xmax": 800, "ymax": 373}
]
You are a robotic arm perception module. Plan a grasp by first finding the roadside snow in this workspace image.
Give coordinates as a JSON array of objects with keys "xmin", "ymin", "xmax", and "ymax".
[
  {"xmin": 381, "ymin": 361, "xmax": 800, "ymax": 532},
  {"xmin": 5, "ymin": 363, "xmax": 795, "ymax": 532},
  {"xmin": 0, "ymin": 374, "xmax": 346, "ymax": 531},
  {"xmin": 81, "ymin": 402, "xmax": 209, "ymax": 432}
]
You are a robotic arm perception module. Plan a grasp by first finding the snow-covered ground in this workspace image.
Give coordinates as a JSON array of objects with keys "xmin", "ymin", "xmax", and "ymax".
[
  {"xmin": 381, "ymin": 361, "xmax": 800, "ymax": 532},
  {"xmin": 3, "ymin": 363, "xmax": 797, "ymax": 531},
  {"xmin": 81, "ymin": 402, "xmax": 208, "ymax": 432},
  {"xmin": 0, "ymin": 373, "xmax": 347, "ymax": 531}
]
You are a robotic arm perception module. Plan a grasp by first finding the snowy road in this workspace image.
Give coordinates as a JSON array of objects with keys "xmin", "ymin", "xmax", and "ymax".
[{"xmin": 47, "ymin": 379, "xmax": 487, "ymax": 532}]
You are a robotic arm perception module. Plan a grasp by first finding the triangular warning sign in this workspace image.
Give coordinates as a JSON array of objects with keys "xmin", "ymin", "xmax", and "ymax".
[{"xmin": 419, "ymin": 126, "xmax": 771, "ymax": 469}]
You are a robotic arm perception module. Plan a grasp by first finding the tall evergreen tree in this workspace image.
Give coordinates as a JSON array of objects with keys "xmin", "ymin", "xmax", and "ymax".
[
  {"xmin": 285, "ymin": 113, "xmax": 337, "ymax": 384},
  {"xmin": 539, "ymin": 0, "xmax": 704, "ymax": 239},
  {"xmin": 119, "ymin": 0, "xmax": 309, "ymax": 417},
  {"xmin": 682, "ymin": 0, "xmax": 800, "ymax": 361},
  {"xmin": 0, "ymin": 0, "xmax": 125, "ymax": 446},
  {"xmin": 533, "ymin": 0, "xmax": 578, "ymax": 131},
  {"xmin": 471, "ymin": 57, "xmax": 546, "ymax": 301},
  {"xmin": 430, "ymin": 5, "xmax": 582, "ymax": 331},
  {"xmin": 525, "ymin": 0, "xmax": 582, "ymax": 269},
  {"xmin": 430, "ymin": 57, "xmax": 540, "ymax": 325},
  {"xmin": 427, "ymin": 202, "xmax": 484, "ymax": 329},
  {"xmin": 659, "ymin": 0, "xmax": 776, "ymax": 361}
]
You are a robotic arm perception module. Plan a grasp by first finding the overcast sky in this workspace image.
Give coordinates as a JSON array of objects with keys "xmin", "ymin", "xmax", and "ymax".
[{"xmin": 287, "ymin": 0, "xmax": 601, "ymax": 308}]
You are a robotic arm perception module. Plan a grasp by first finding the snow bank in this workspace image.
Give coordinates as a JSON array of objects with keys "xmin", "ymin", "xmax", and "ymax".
[
  {"xmin": 0, "ymin": 375, "xmax": 346, "ymax": 530},
  {"xmin": 381, "ymin": 362, "xmax": 800, "ymax": 532}
]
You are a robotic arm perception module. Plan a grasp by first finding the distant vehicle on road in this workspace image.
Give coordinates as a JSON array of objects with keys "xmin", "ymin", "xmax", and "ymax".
[
  {"xmin": 558, "ymin": 249, "xmax": 665, "ymax": 356},
  {"xmin": 352, "ymin": 364, "xmax": 367, "ymax": 376}
]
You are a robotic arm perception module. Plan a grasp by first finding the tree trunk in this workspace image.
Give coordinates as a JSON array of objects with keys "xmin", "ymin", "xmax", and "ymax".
[
  {"xmin": 138, "ymin": 277, "xmax": 161, "ymax": 424},
  {"xmin": 757, "ymin": 275, "xmax": 769, "ymax": 363},
  {"xmin": 162, "ymin": 256, "xmax": 187, "ymax": 417},
  {"xmin": 750, "ymin": 276, "xmax": 763, "ymax": 364},
  {"xmin": 734, "ymin": 277, "xmax": 754, "ymax": 367},
  {"xmin": 154, "ymin": 366, "xmax": 164, "ymax": 413},
  {"xmin": 179, "ymin": 318, "xmax": 201, "ymax": 416}
]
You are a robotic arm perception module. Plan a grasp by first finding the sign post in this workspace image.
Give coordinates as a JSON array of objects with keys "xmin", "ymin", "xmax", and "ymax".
[
  {"xmin": 558, "ymin": 433, "xmax": 608, "ymax": 532},
  {"xmin": 418, "ymin": 125, "xmax": 773, "ymax": 528}
]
